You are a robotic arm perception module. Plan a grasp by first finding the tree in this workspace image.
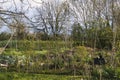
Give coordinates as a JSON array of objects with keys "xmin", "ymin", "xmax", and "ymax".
[
  {"xmin": 97, "ymin": 27, "xmax": 113, "ymax": 49},
  {"xmin": 71, "ymin": 23, "xmax": 84, "ymax": 46},
  {"xmin": 69, "ymin": 0, "xmax": 120, "ymax": 47},
  {"xmin": 10, "ymin": 21, "xmax": 28, "ymax": 40},
  {"xmin": 35, "ymin": 0, "xmax": 70, "ymax": 40}
]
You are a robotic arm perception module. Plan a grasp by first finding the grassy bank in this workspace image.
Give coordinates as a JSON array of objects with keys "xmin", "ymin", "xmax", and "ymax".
[{"xmin": 0, "ymin": 72, "xmax": 83, "ymax": 80}]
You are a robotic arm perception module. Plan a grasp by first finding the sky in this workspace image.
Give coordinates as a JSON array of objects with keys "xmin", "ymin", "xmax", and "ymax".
[
  {"xmin": 0, "ymin": 0, "xmax": 42, "ymax": 33},
  {"xmin": 0, "ymin": 0, "xmax": 66, "ymax": 33},
  {"xmin": 1, "ymin": 0, "xmax": 42, "ymax": 7},
  {"xmin": 1, "ymin": 0, "xmax": 65, "ymax": 9},
  {"xmin": 0, "ymin": 26, "xmax": 10, "ymax": 33},
  {"xmin": 0, "ymin": 0, "xmax": 66, "ymax": 17}
]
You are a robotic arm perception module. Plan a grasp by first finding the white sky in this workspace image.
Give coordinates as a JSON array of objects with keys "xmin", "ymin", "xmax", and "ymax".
[
  {"xmin": 0, "ymin": 0, "xmax": 66, "ymax": 15},
  {"xmin": 1, "ymin": 0, "xmax": 42, "ymax": 10},
  {"xmin": 0, "ymin": 0, "xmax": 66, "ymax": 32},
  {"xmin": 0, "ymin": 0, "xmax": 65, "ymax": 9}
]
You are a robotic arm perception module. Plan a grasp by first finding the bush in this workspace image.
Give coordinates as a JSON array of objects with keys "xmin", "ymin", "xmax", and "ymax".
[
  {"xmin": 74, "ymin": 46, "xmax": 89, "ymax": 62},
  {"xmin": 91, "ymin": 66, "xmax": 120, "ymax": 80}
]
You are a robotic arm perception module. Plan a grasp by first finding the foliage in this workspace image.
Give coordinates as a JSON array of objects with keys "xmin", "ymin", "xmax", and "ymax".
[
  {"xmin": 97, "ymin": 27, "xmax": 113, "ymax": 49},
  {"xmin": 0, "ymin": 72, "xmax": 83, "ymax": 80},
  {"xmin": 0, "ymin": 33, "xmax": 11, "ymax": 41},
  {"xmin": 71, "ymin": 23, "xmax": 84, "ymax": 46},
  {"xmin": 0, "ymin": 40, "xmax": 71, "ymax": 51},
  {"xmin": 0, "ymin": 54, "xmax": 15, "ymax": 65},
  {"xmin": 0, "ymin": 40, "xmax": 120, "ymax": 79},
  {"xmin": 71, "ymin": 25, "xmax": 114, "ymax": 50},
  {"xmin": 91, "ymin": 66, "xmax": 120, "ymax": 80},
  {"xmin": 74, "ymin": 46, "xmax": 89, "ymax": 62}
]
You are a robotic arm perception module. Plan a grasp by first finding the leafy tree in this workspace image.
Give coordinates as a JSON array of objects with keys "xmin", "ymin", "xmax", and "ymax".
[
  {"xmin": 97, "ymin": 27, "xmax": 113, "ymax": 49},
  {"xmin": 71, "ymin": 23, "xmax": 84, "ymax": 46}
]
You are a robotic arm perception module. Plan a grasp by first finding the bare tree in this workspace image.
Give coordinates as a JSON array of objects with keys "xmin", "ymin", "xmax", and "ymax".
[
  {"xmin": 35, "ymin": 0, "xmax": 70, "ymax": 39},
  {"xmin": 0, "ymin": 0, "xmax": 29, "ymax": 54}
]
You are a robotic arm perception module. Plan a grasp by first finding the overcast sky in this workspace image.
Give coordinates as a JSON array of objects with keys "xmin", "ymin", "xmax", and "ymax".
[
  {"xmin": 0, "ymin": 0, "xmax": 42, "ymax": 33},
  {"xmin": 0, "ymin": 0, "xmax": 66, "ymax": 33},
  {"xmin": 0, "ymin": 0, "xmax": 66, "ymax": 16},
  {"xmin": 1, "ymin": 0, "xmax": 65, "ymax": 9}
]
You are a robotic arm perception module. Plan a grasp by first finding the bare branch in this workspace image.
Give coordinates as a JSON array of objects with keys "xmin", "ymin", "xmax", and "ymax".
[{"xmin": 0, "ymin": 0, "xmax": 8, "ymax": 3}]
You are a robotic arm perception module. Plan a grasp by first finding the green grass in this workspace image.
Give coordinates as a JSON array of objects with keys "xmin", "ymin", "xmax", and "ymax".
[
  {"xmin": 0, "ymin": 40, "xmax": 72, "ymax": 51},
  {"xmin": 0, "ymin": 72, "xmax": 83, "ymax": 80}
]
